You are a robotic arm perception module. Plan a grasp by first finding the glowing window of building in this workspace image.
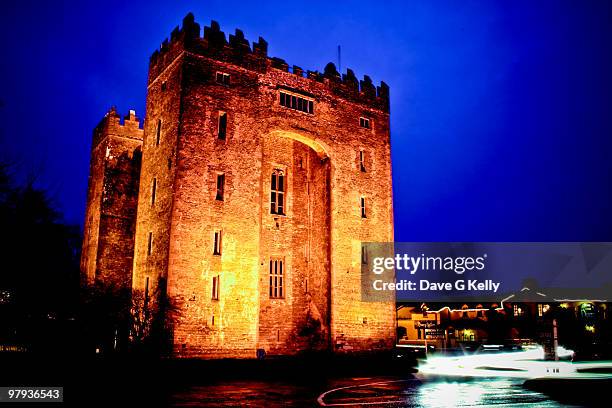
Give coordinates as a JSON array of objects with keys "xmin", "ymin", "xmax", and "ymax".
[
  {"xmin": 279, "ymin": 91, "xmax": 314, "ymax": 114},
  {"xmin": 270, "ymin": 170, "xmax": 285, "ymax": 215},
  {"xmin": 216, "ymin": 173, "xmax": 225, "ymax": 201},
  {"xmin": 538, "ymin": 304, "xmax": 550, "ymax": 317},
  {"xmin": 513, "ymin": 304, "xmax": 524, "ymax": 317},
  {"xmin": 269, "ymin": 258, "xmax": 285, "ymax": 299}
]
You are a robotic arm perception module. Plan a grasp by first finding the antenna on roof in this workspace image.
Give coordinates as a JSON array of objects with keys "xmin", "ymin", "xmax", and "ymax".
[{"xmin": 337, "ymin": 45, "xmax": 342, "ymax": 73}]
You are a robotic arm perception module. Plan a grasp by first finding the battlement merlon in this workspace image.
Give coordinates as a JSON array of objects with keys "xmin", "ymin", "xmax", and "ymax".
[
  {"xmin": 92, "ymin": 107, "xmax": 144, "ymax": 150},
  {"xmin": 148, "ymin": 13, "xmax": 390, "ymax": 112}
]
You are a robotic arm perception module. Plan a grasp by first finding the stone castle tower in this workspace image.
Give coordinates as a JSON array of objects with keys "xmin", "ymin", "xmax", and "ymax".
[
  {"xmin": 82, "ymin": 13, "xmax": 395, "ymax": 358},
  {"xmin": 81, "ymin": 108, "xmax": 143, "ymax": 290}
]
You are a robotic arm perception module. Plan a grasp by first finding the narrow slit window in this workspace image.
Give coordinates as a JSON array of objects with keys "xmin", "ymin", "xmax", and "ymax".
[
  {"xmin": 147, "ymin": 232, "xmax": 153, "ymax": 256},
  {"xmin": 216, "ymin": 173, "xmax": 225, "ymax": 201},
  {"xmin": 156, "ymin": 119, "xmax": 162, "ymax": 146},
  {"xmin": 151, "ymin": 177, "xmax": 157, "ymax": 205},
  {"xmin": 360, "ymin": 197, "xmax": 367, "ymax": 218},
  {"xmin": 218, "ymin": 111, "xmax": 227, "ymax": 140},
  {"xmin": 269, "ymin": 258, "xmax": 284, "ymax": 299},
  {"xmin": 213, "ymin": 231, "xmax": 222, "ymax": 255},
  {"xmin": 212, "ymin": 275, "xmax": 220, "ymax": 300},
  {"xmin": 359, "ymin": 150, "xmax": 366, "ymax": 172},
  {"xmin": 361, "ymin": 245, "xmax": 368, "ymax": 264},
  {"xmin": 270, "ymin": 170, "xmax": 285, "ymax": 215},
  {"xmin": 144, "ymin": 276, "xmax": 150, "ymax": 304}
]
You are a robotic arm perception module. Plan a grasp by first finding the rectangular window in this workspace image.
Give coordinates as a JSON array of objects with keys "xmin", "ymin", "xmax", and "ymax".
[
  {"xmin": 279, "ymin": 91, "xmax": 314, "ymax": 114},
  {"xmin": 212, "ymin": 275, "xmax": 220, "ymax": 300},
  {"xmin": 269, "ymin": 258, "xmax": 284, "ymax": 299},
  {"xmin": 213, "ymin": 230, "xmax": 222, "ymax": 255},
  {"xmin": 156, "ymin": 119, "xmax": 162, "ymax": 146},
  {"xmin": 360, "ymin": 197, "xmax": 367, "ymax": 218},
  {"xmin": 216, "ymin": 173, "xmax": 225, "ymax": 201},
  {"xmin": 216, "ymin": 72, "xmax": 230, "ymax": 85},
  {"xmin": 151, "ymin": 177, "xmax": 157, "ymax": 206},
  {"xmin": 144, "ymin": 276, "xmax": 150, "ymax": 304},
  {"xmin": 270, "ymin": 170, "xmax": 285, "ymax": 215},
  {"xmin": 218, "ymin": 111, "xmax": 227, "ymax": 140},
  {"xmin": 538, "ymin": 304, "xmax": 550, "ymax": 317},
  {"xmin": 147, "ymin": 232, "xmax": 153, "ymax": 256},
  {"xmin": 359, "ymin": 117, "xmax": 371, "ymax": 129},
  {"xmin": 359, "ymin": 150, "xmax": 366, "ymax": 172},
  {"xmin": 513, "ymin": 304, "xmax": 524, "ymax": 317}
]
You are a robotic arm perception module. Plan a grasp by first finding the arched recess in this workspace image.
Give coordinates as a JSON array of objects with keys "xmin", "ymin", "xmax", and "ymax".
[
  {"xmin": 268, "ymin": 130, "xmax": 331, "ymax": 160},
  {"xmin": 258, "ymin": 129, "xmax": 333, "ymax": 353}
]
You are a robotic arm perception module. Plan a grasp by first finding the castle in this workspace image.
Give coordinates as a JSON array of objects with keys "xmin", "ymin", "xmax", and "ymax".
[{"xmin": 81, "ymin": 13, "xmax": 395, "ymax": 358}]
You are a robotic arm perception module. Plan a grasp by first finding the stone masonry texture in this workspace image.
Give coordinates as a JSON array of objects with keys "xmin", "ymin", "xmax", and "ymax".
[{"xmin": 82, "ymin": 13, "xmax": 396, "ymax": 358}]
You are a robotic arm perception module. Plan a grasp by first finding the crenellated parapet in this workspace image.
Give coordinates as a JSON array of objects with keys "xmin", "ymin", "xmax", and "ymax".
[
  {"xmin": 92, "ymin": 107, "xmax": 143, "ymax": 150},
  {"xmin": 149, "ymin": 13, "xmax": 390, "ymax": 112}
]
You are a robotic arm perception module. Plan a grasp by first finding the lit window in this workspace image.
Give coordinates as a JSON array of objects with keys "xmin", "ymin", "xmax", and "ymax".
[
  {"xmin": 513, "ymin": 304, "xmax": 524, "ymax": 317},
  {"xmin": 151, "ymin": 177, "xmax": 157, "ymax": 206},
  {"xmin": 156, "ymin": 119, "xmax": 162, "ymax": 146},
  {"xmin": 538, "ymin": 304, "xmax": 550, "ymax": 317},
  {"xmin": 218, "ymin": 111, "xmax": 227, "ymax": 140},
  {"xmin": 279, "ymin": 91, "xmax": 313, "ymax": 114},
  {"xmin": 269, "ymin": 258, "xmax": 284, "ymax": 299},
  {"xmin": 360, "ymin": 196, "xmax": 367, "ymax": 218},
  {"xmin": 212, "ymin": 275, "xmax": 220, "ymax": 300},
  {"xmin": 213, "ymin": 231, "xmax": 222, "ymax": 255},
  {"xmin": 216, "ymin": 173, "xmax": 225, "ymax": 201},
  {"xmin": 216, "ymin": 72, "xmax": 230, "ymax": 85},
  {"xmin": 271, "ymin": 170, "xmax": 285, "ymax": 215},
  {"xmin": 359, "ymin": 117, "xmax": 371, "ymax": 129}
]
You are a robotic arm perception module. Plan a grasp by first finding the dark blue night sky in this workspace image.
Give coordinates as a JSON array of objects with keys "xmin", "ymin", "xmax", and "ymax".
[{"xmin": 1, "ymin": 0, "xmax": 611, "ymax": 241}]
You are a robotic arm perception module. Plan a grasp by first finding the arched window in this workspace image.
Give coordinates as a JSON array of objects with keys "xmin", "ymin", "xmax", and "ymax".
[{"xmin": 271, "ymin": 170, "xmax": 285, "ymax": 215}]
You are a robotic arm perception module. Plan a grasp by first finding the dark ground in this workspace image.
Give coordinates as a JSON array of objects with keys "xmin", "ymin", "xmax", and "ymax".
[{"xmin": 0, "ymin": 352, "xmax": 609, "ymax": 407}]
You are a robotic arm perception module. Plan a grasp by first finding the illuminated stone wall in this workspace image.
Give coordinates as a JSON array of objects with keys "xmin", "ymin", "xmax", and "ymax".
[
  {"xmin": 129, "ymin": 13, "xmax": 395, "ymax": 357},
  {"xmin": 81, "ymin": 108, "xmax": 142, "ymax": 291}
]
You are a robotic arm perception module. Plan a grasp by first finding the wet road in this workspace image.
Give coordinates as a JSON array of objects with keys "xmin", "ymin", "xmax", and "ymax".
[{"xmin": 169, "ymin": 376, "xmax": 580, "ymax": 407}]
